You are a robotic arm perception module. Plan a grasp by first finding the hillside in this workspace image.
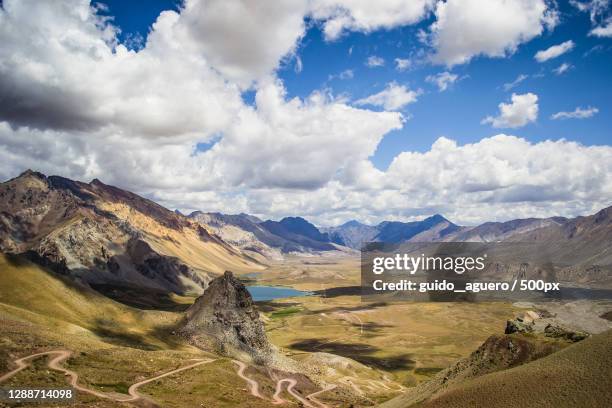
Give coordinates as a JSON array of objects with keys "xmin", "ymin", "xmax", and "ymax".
[
  {"xmin": 446, "ymin": 217, "xmax": 567, "ymax": 242},
  {"xmin": 510, "ymin": 206, "xmax": 612, "ymax": 263},
  {"xmin": 0, "ymin": 171, "xmax": 262, "ymax": 295},
  {"xmin": 379, "ymin": 329, "xmax": 612, "ymax": 408},
  {"xmin": 0, "ymin": 253, "xmax": 279, "ymax": 407},
  {"xmin": 482, "ymin": 206, "xmax": 612, "ymax": 284},
  {"xmin": 189, "ymin": 212, "xmax": 284, "ymax": 261},
  {"xmin": 2, "ymin": 170, "xmax": 609, "ymax": 296},
  {"xmin": 0, "ymin": 253, "xmax": 171, "ymax": 346}
]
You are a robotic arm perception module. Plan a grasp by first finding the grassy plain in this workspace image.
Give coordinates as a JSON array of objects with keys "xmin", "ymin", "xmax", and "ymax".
[
  {"xmin": 247, "ymin": 254, "xmax": 517, "ymax": 390},
  {"xmin": 263, "ymin": 296, "xmax": 516, "ymax": 386}
]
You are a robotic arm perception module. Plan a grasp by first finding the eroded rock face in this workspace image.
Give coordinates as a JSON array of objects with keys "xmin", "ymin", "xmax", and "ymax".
[
  {"xmin": 181, "ymin": 271, "xmax": 274, "ymax": 364},
  {"xmin": 505, "ymin": 318, "xmax": 534, "ymax": 334},
  {"xmin": 544, "ymin": 324, "xmax": 589, "ymax": 342},
  {"xmin": 505, "ymin": 311, "xmax": 591, "ymax": 342},
  {"xmin": 0, "ymin": 170, "xmax": 256, "ymax": 294}
]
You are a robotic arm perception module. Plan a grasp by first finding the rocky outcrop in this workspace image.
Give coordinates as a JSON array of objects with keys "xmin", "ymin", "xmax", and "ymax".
[
  {"xmin": 504, "ymin": 312, "xmax": 539, "ymax": 334},
  {"xmin": 544, "ymin": 323, "xmax": 589, "ymax": 342},
  {"xmin": 180, "ymin": 271, "xmax": 275, "ymax": 364},
  {"xmin": 505, "ymin": 311, "xmax": 590, "ymax": 342},
  {"xmin": 505, "ymin": 319, "xmax": 534, "ymax": 334}
]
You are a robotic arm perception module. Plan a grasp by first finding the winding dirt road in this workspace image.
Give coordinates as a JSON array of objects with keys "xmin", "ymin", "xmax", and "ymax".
[
  {"xmin": 306, "ymin": 384, "xmax": 337, "ymax": 408},
  {"xmin": 126, "ymin": 358, "xmax": 213, "ymax": 400},
  {"xmin": 272, "ymin": 378, "xmax": 317, "ymax": 407},
  {"xmin": 228, "ymin": 309, "xmax": 402, "ymax": 406},
  {"xmin": 232, "ymin": 359, "xmax": 264, "ymax": 399},
  {"xmin": 0, "ymin": 350, "xmax": 214, "ymax": 403},
  {"xmin": 232, "ymin": 360, "xmax": 335, "ymax": 408},
  {"xmin": 2, "ymin": 350, "xmax": 389, "ymax": 407}
]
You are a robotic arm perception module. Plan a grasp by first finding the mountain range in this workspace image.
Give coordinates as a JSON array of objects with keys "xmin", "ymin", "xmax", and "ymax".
[
  {"xmin": 322, "ymin": 214, "xmax": 462, "ymax": 249},
  {"xmin": 1, "ymin": 170, "xmax": 611, "ymax": 294}
]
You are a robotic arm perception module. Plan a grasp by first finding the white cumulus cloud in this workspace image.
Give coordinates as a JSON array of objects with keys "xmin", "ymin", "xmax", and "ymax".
[
  {"xmin": 534, "ymin": 40, "xmax": 575, "ymax": 62},
  {"xmin": 0, "ymin": 0, "xmax": 609, "ymax": 225},
  {"xmin": 174, "ymin": 0, "xmax": 308, "ymax": 86},
  {"xmin": 482, "ymin": 93, "xmax": 539, "ymax": 128},
  {"xmin": 0, "ymin": 0, "xmax": 403, "ymax": 193},
  {"xmin": 309, "ymin": 0, "xmax": 435, "ymax": 40},
  {"xmin": 355, "ymin": 83, "xmax": 421, "ymax": 111},
  {"xmin": 365, "ymin": 55, "xmax": 385, "ymax": 67},
  {"xmin": 426, "ymin": 71, "xmax": 459, "ymax": 91},
  {"xmin": 571, "ymin": 0, "xmax": 612, "ymax": 37},
  {"xmin": 590, "ymin": 19, "xmax": 612, "ymax": 36},
  {"xmin": 384, "ymin": 135, "xmax": 612, "ymax": 224},
  {"xmin": 199, "ymin": 80, "xmax": 404, "ymax": 189},
  {"xmin": 428, "ymin": 0, "xmax": 558, "ymax": 66}
]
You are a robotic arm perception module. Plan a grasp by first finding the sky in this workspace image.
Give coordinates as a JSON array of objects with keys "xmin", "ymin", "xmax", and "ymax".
[{"xmin": 0, "ymin": 0, "xmax": 611, "ymax": 226}]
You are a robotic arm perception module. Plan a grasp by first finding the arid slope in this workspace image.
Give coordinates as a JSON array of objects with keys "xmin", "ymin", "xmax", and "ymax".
[{"xmin": 380, "ymin": 330, "xmax": 612, "ymax": 408}]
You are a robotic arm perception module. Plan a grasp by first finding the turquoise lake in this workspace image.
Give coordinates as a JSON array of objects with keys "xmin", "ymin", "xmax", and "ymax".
[{"xmin": 246, "ymin": 285, "xmax": 311, "ymax": 301}]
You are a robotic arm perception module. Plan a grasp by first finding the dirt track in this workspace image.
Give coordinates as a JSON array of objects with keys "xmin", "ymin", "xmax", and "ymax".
[
  {"xmin": 232, "ymin": 358, "xmax": 334, "ymax": 408},
  {"xmin": 2, "ymin": 350, "xmax": 339, "ymax": 407},
  {"xmin": 273, "ymin": 377, "xmax": 316, "ymax": 407},
  {"xmin": 0, "ymin": 350, "xmax": 214, "ymax": 404},
  {"xmin": 232, "ymin": 359, "xmax": 264, "ymax": 399}
]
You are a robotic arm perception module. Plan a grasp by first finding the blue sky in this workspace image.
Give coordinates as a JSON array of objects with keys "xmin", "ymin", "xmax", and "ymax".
[
  {"xmin": 101, "ymin": 0, "xmax": 611, "ymax": 171},
  {"xmin": 1, "ymin": 0, "xmax": 611, "ymax": 225}
]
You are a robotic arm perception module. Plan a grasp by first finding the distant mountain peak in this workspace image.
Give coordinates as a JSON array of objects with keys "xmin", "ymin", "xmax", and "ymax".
[
  {"xmin": 279, "ymin": 216, "xmax": 308, "ymax": 223},
  {"xmin": 16, "ymin": 169, "xmax": 46, "ymax": 180},
  {"xmin": 278, "ymin": 216, "xmax": 316, "ymax": 230},
  {"xmin": 340, "ymin": 219, "xmax": 366, "ymax": 228},
  {"xmin": 426, "ymin": 214, "xmax": 452, "ymax": 224}
]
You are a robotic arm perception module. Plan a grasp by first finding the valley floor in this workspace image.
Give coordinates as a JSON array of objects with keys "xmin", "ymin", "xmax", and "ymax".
[{"xmin": 1, "ymin": 253, "xmax": 610, "ymax": 407}]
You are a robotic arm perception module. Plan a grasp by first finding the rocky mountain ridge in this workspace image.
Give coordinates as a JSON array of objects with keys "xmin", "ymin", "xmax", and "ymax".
[{"xmin": 0, "ymin": 170, "xmax": 261, "ymax": 294}]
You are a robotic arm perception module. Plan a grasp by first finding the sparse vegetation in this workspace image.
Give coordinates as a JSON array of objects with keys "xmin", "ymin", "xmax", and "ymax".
[{"xmin": 270, "ymin": 306, "xmax": 302, "ymax": 319}]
